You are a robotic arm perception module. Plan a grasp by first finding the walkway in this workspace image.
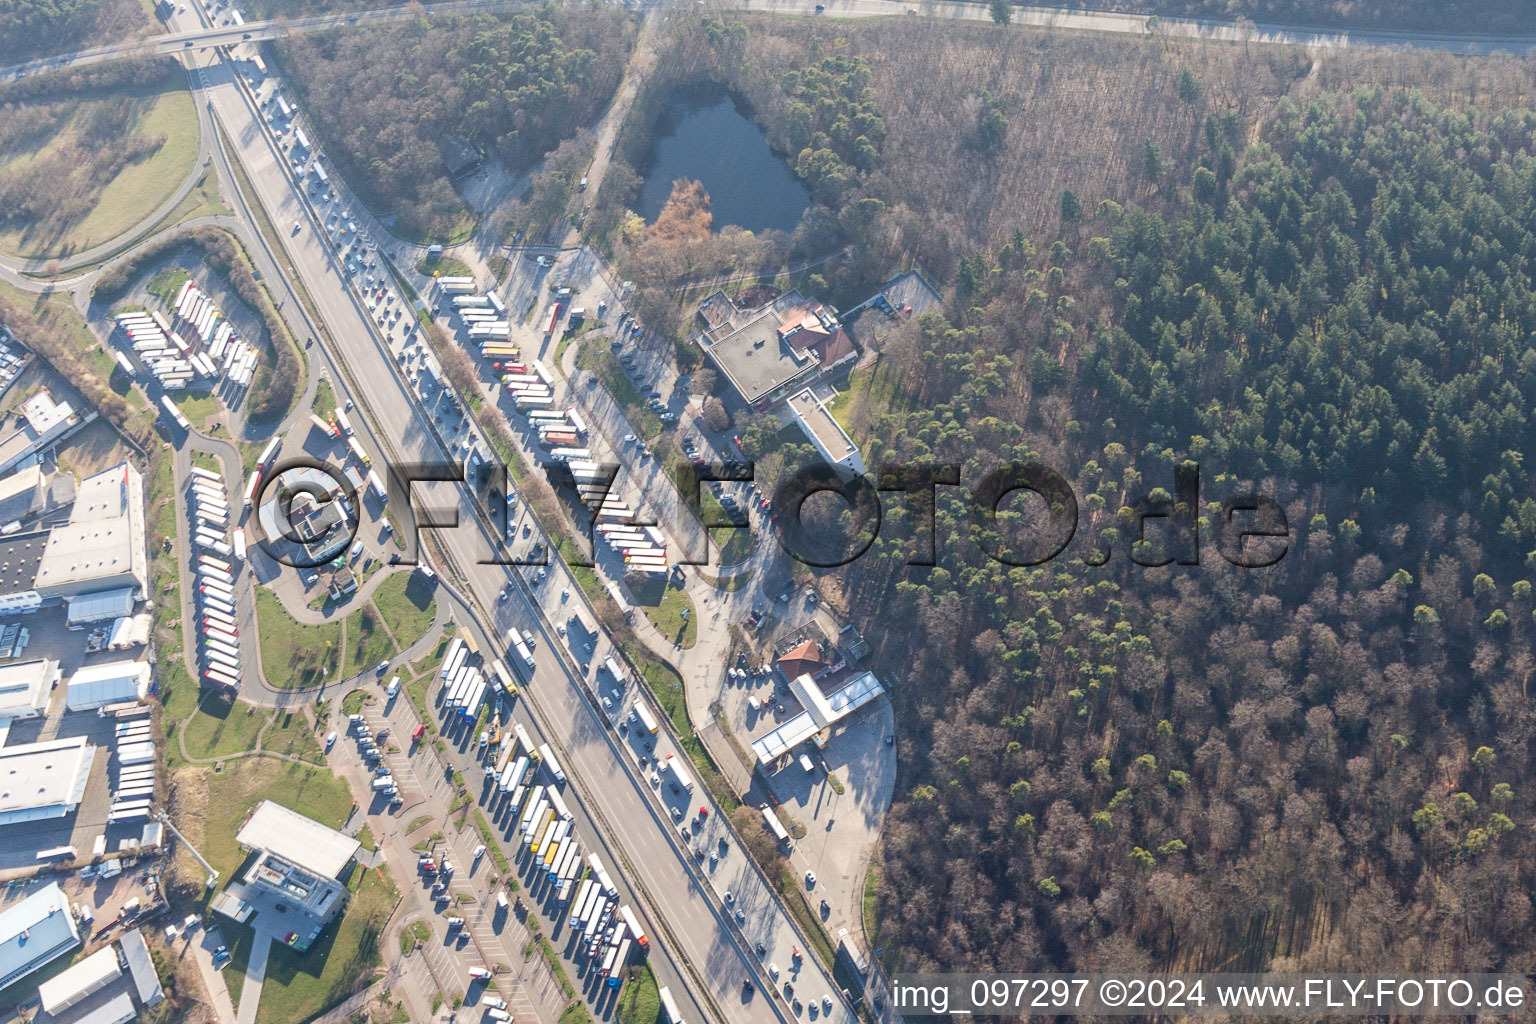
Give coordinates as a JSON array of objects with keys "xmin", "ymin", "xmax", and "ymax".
[{"xmin": 236, "ymin": 929, "xmax": 273, "ymax": 1024}]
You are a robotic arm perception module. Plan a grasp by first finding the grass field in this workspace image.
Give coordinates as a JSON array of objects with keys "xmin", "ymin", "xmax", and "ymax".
[
  {"xmin": 614, "ymin": 964, "xmax": 660, "ymax": 1024},
  {"xmin": 263, "ymin": 707, "xmax": 327, "ymax": 763},
  {"xmin": 158, "ymin": 164, "xmax": 230, "ymax": 229},
  {"xmin": 148, "ymin": 266, "xmax": 189, "ymax": 306},
  {"xmin": 177, "ymin": 690, "xmax": 268, "ymax": 765},
  {"xmin": 312, "ymin": 378, "xmax": 337, "ymax": 420},
  {"xmin": 0, "ymin": 80, "xmax": 200, "ymax": 258},
  {"xmin": 172, "ymin": 389, "xmax": 220, "ymax": 431},
  {"xmin": 629, "ymin": 574, "xmax": 697, "ymax": 648},
  {"xmin": 254, "ymin": 586, "xmax": 344, "ymax": 689},
  {"xmin": 343, "ymin": 603, "xmax": 396, "ymax": 678},
  {"xmin": 370, "ymin": 571, "xmax": 437, "ymax": 646},
  {"xmin": 415, "ymin": 254, "xmax": 475, "ymax": 279}
]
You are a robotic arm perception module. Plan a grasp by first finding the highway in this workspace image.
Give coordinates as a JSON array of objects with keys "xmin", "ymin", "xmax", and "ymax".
[
  {"xmin": 7, "ymin": 0, "xmax": 1536, "ymax": 87},
  {"xmin": 165, "ymin": 9, "xmax": 846, "ymax": 1023},
  {"xmin": 0, "ymin": 0, "xmax": 530, "ymax": 83}
]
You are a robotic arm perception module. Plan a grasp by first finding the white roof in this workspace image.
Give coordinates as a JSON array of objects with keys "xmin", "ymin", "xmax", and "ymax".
[
  {"xmin": 237, "ymin": 800, "xmax": 359, "ymax": 878},
  {"xmin": 37, "ymin": 945, "xmax": 121, "ymax": 1013},
  {"xmin": 0, "ymin": 657, "xmax": 57, "ymax": 719},
  {"xmin": 0, "ymin": 736, "xmax": 96, "ymax": 823},
  {"xmin": 70, "ymin": 991, "xmax": 136, "ymax": 1024},
  {"xmin": 0, "ymin": 882, "xmax": 79, "ymax": 988},
  {"xmin": 751, "ymin": 672, "xmax": 886, "ymax": 764},
  {"xmin": 35, "ymin": 463, "xmax": 146, "ymax": 597}
]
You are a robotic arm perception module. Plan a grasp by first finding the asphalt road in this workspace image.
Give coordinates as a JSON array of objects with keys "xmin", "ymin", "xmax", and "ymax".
[
  {"xmin": 7, "ymin": 0, "xmax": 1536, "ymax": 87},
  {"xmin": 167, "ymin": 20, "xmax": 795, "ymax": 1024}
]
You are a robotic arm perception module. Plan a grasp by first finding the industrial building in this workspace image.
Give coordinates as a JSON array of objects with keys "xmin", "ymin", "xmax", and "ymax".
[
  {"xmin": 215, "ymin": 800, "xmax": 360, "ymax": 949},
  {"xmin": 34, "ymin": 462, "xmax": 148, "ymax": 608},
  {"xmin": 37, "ymin": 945, "xmax": 121, "ymax": 1016},
  {"xmin": 695, "ymin": 289, "xmax": 857, "ymax": 410},
  {"xmin": 66, "ymin": 660, "xmax": 152, "ymax": 711},
  {"xmin": 0, "ymin": 735, "xmax": 97, "ymax": 825},
  {"xmin": 0, "ymin": 881, "xmax": 80, "ymax": 991},
  {"xmin": 0, "ymin": 463, "xmax": 74, "ymax": 526},
  {"xmin": 0, "ymin": 389, "xmax": 82, "ymax": 477},
  {"xmin": 0, "ymin": 529, "xmax": 46, "ymax": 615},
  {"xmin": 0, "ymin": 656, "xmax": 59, "ymax": 720}
]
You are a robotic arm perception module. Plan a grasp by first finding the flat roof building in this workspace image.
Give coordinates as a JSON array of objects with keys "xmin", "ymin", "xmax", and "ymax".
[
  {"xmin": 120, "ymin": 927, "xmax": 166, "ymax": 1008},
  {"xmin": 34, "ymin": 462, "xmax": 147, "ymax": 602},
  {"xmin": 70, "ymin": 990, "xmax": 136, "ymax": 1024},
  {"xmin": 786, "ymin": 388, "xmax": 866, "ymax": 475},
  {"xmin": 0, "ymin": 529, "xmax": 46, "ymax": 614},
  {"xmin": 696, "ymin": 290, "xmax": 857, "ymax": 409},
  {"xmin": 37, "ymin": 944, "xmax": 121, "ymax": 1015},
  {"xmin": 66, "ymin": 660, "xmax": 151, "ymax": 712},
  {"xmin": 225, "ymin": 800, "xmax": 360, "ymax": 949},
  {"xmin": 750, "ymin": 670, "xmax": 886, "ymax": 765},
  {"xmin": 0, "ymin": 735, "xmax": 96, "ymax": 825},
  {"xmin": 0, "ymin": 656, "xmax": 60, "ymax": 720},
  {"xmin": 0, "ymin": 882, "xmax": 80, "ymax": 991},
  {"xmin": 0, "ymin": 389, "xmax": 81, "ymax": 477}
]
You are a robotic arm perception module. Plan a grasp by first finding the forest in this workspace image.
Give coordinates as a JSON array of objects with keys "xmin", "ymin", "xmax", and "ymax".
[
  {"xmin": 0, "ymin": 0, "xmax": 148, "ymax": 65},
  {"xmin": 275, "ymin": 7, "xmax": 634, "ymax": 239},
  {"xmin": 793, "ymin": 82, "xmax": 1536, "ymax": 977}
]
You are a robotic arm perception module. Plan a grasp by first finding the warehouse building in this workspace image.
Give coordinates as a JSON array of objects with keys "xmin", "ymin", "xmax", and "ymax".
[
  {"xmin": 0, "ymin": 656, "xmax": 59, "ymax": 720},
  {"xmin": 37, "ymin": 945, "xmax": 121, "ymax": 1016},
  {"xmin": 0, "ymin": 735, "xmax": 97, "ymax": 824},
  {"xmin": 33, "ymin": 462, "xmax": 147, "ymax": 607},
  {"xmin": 0, "ymin": 389, "xmax": 81, "ymax": 477},
  {"xmin": 66, "ymin": 660, "xmax": 152, "ymax": 711},
  {"xmin": 0, "ymin": 881, "xmax": 80, "ymax": 991}
]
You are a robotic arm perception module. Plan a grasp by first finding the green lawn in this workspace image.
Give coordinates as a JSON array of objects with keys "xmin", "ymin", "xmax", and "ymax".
[
  {"xmin": 0, "ymin": 81, "xmax": 200, "ymax": 258},
  {"xmin": 191, "ymin": 450, "xmax": 223, "ymax": 474},
  {"xmin": 178, "ymin": 691, "xmax": 268, "ymax": 764},
  {"xmin": 415, "ymin": 255, "xmax": 475, "ymax": 279},
  {"xmin": 370, "ymin": 571, "xmax": 437, "ymax": 648},
  {"xmin": 172, "ymin": 389, "xmax": 221, "ymax": 431},
  {"xmin": 824, "ymin": 362, "xmax": 902, "ymax": 443},
  {"xmin": 148, "ymin": 267, "xmax": 190, "ymax": 306},
  {"xmin": 254, "ymin": 586, "xmax": 344, "ymax": 690},
  {"xmin": 629, "ymin": 575, "xmax": 697, "ymax": 648},
  {"xmin": 341, "ymin": 689, "xmax": 369, "ymax": 716},
  {"xmin": 343, "ymin": 603, "xmax": 395, "ymax": 678},
  {"xmin": 263, "ymin": 707, "xmax": 326, "ymax": 763},
  {"xmin": 614, "ymin": 964, "xmax": 660, "ymax": 1024},
  {"xmin": 158, "ymin": 164, "xmax": 230, "ymax": 231},
  {"xmin": 312, "ymin": 378, "xmax": 336, "ymax": 420}
]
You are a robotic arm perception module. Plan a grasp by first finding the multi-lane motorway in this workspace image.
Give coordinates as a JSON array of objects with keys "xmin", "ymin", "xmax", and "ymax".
[
  {"xmin": 164, "ymin": 8, "xmax": 862, "ymax": 1022},
  {"xmin": 7, "ymin": 0, "xmax": 1536, "ymax": 87}
]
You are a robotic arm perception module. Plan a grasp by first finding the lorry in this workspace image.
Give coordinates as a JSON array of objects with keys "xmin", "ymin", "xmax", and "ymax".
[
  {"xmin": 510, "ymin": 632, "xmax": 535, "ymax": 672},
  {"xmin": 538, "ymin": 742, "xmax": 566, "ymax": 783},
  {"xmin": 662, "ymin": 753, "xmax": 695, "ymax": 794}
]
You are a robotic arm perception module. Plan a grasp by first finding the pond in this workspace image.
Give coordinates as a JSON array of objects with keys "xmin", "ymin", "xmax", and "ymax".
[{"xmin": 637, "ymin": 83, "xmax": 812, "ymax": 234}]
